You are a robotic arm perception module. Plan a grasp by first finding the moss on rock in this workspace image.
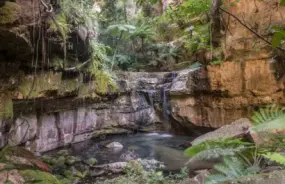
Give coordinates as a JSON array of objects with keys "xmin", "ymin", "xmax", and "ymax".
[
  {"xmin": 0, "ymin": 93, "xmax": 13, "ymax": 119},
  {"xmin": 20, "ymin": 170, "xmax": 61, "ymax": 184},
  {"xmin": 0, "ymin": 2, "xmax": 21, "ymax": 24}
]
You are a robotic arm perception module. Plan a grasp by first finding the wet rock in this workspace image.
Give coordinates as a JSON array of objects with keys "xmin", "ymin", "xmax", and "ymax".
[
  {"xmin": 154, "ymin": 145, "xmax": 188, "ymax": 171},
  {"xmin": 59, "ymin": 110, "xmax": 75, "ymax": 145},
  {"xmin": 33, "ymin": 114, "xmax": 60, "ymax": 152},
  {"xmin": 0, "ymin": 169, "xmax": 25, "ymax": 184},
  {"xmin": 8, "ymin": 115, "xmax": 37, "ymax": 146},
  {"xmin": 106, "ymin": 142, "xmax": 123, "ymax": 149},
  {"xmin": 137, "ymin": 158, "xmax": 165, "ymax": 171},
  {"xmin": 76, "ymin": 108, "xmax": 97, "ymax": 134},
  {"xmin": 191, "ymin": 118, "xmax": 252, "ymax": 145},
  {"xmin": 91, "ymin": 162, "xmax": 128, "ymax": 176},
  {"xmin": 155, "ymin": 145, "xmax": 218, "ymax": 172},
  {"xmin": 170, "ymin": 68, "xmax": 209, "ymax": 95},
  {"xmin": 93, "ymin": 128, "xmax": 131, "ymax": 138},
  {"xmin": 120, "ymin": 150, "xmax": 138, "ymax": 161}
]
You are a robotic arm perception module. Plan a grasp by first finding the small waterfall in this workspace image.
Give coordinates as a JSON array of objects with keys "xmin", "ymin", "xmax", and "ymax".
[
  {"xmin": 147, "ymin": 89, "xmax": 156, "ymax": 107},
  {"xmin": 161, "ymin": 87, "xmax": 170, "ymax": 121}
]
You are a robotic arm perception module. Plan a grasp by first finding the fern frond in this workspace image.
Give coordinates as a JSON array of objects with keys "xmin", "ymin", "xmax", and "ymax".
[
  {"xmin": 251, "ymin": 105, "xmax": 285, "ymax": 125},
  {"xmin": 206, "ymin": 156, "xmax": 259, "ymax": 184},
  {"xmin": 184, "ymin": 138, "xmax": 252, "ymax": 158},
  {"xmin": 253, "ymin": 114, "xmax": 285, "ymax": 132},
  {"xmin": 262, "ymin": 152, "xmax": 285, "ymax": 166}
]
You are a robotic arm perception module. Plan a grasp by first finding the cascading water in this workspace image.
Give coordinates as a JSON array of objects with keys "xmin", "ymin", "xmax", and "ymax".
[
  {"xmin": 147, "ymin": 89, "xmax": 156, "ymax": 107},
  {"xmin": 161, "ymin": 72, "xmax": 177, "ymax": 122},
  {"xmin": 161, "ymin": 86, "xmax": 170, "ymax": 121}
]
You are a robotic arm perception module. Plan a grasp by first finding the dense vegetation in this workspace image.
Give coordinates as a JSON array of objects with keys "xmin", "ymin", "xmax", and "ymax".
[{"xmin": 3, "ymin": 0, "xmax": 285, "ymax": 183}]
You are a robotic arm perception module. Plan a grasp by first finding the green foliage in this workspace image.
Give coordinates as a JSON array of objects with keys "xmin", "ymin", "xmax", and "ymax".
[
  {"xmin": 0, "ymin": 2, "xmax": 20, "ymax": 24},
  {"xmin": 49, "ymin": 12, "xmax": 71, "ymax": 41},
  {"xmin": 183, "ymin": 24, "xmax": 211, "ymax": 54},
  {"xmin": 88, "ymin": 40, "xmax": 117, "ymax": 94},
  {"xmin": 251, "ymin": 105, "xmax": 285, "ymax": 125},
  {"xmin": 262, "ymin": 152, "xmax": 285, "ymax": 166},
  {"xmin": 131, "ymin": 24, "xmax": 154, "ymax": 40},
  {"xmin": 271, "ymin": 27, "xmax": 285, "ymax": 49},
  {"xmin": 251, "ymin": 105, "xmax": 285, "ymax": 132},
  {"xmin": 136, "ymin": 0, "xmax": 158, "ymax": 6},
  {"xmin": 0, "ymin": 96, "xmax": 13, "ymax": 119},
  {"xmin": 184, "ymin": 138, "xmax": 252, "ymax": 161},
  {"xmin": 206, "ymin": 156, "xmax": 259, "ymax": 184},
  {"xmin": 75, "ymin": 170, "xmax": 88, "ymax": 179},
  {"xmin": 106, "ymin": 24, "xmax": 136, "ymax": 38},
  {"xmin": 20, "ymin": 170, "xmax": 62, "ymax": 184},
  {"xmin": 179, "ymin": 0, "xmax": 212, "ymax": 17}
]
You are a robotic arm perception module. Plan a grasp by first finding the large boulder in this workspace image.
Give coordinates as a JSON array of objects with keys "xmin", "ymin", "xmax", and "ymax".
[{"xmin": 191, "ymin": 118, "xmax": 252, "ymax": 145}]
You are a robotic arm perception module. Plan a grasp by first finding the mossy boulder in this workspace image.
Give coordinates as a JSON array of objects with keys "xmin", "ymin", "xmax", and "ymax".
[
  {"xmin": 65, "ymin": 156, "xmax": 81, "ymax": 165},
  {"xmin": 0, "ymin": 93, "xmax": 13, "ymax": 119},
  {"xmin": 0, "ymin": 2, "xmax": 21, "ymax": 25},
  {"xmin": 56, "ymin": 149, "xmax": 69, "ymax": 157},
  {"xmin": 20, "ymin": 169, "xmax": 61, "ymax": 184}
]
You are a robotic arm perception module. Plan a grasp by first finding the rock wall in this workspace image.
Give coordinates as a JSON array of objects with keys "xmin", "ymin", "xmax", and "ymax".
[
  {"xmin": 1, "ymin": 59, "xmax": 283, "ymax": 152},
  {"xmin": 168, "ymin": 0, "xmax": 285, "ymax": 130},
  {"xmin": 170, "ymin": 59, "xmax": 284, "ymax": 129},
  {"xmin": 0, "ymin": 71, "xmax": 175, "ymax": 153},
  {"xmin": 221, "ymin": 0, "xmax": 285, "ymax": 60}
]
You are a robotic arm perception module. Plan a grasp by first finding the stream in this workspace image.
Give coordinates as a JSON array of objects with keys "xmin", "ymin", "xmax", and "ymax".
[{"xmin": 46, "ymin": 133, "xmax": 194, "ymax": 169}]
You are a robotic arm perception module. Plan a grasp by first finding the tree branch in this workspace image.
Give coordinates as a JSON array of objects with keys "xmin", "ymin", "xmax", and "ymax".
[{"xmin": 219, "ymin": 7, "xmax": 285, "ymax": 51}]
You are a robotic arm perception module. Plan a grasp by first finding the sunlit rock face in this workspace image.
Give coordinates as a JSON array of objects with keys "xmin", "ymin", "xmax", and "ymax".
[
  {"xmin": 222, "ymin": 0, "xmax": 285, "ymax": 60},
  {"xmin": 170, "ymin": 59, "xmax": 285, "ymax": 129}
]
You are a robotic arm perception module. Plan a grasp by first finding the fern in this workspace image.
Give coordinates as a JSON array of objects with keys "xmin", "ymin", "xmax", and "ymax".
[
  {"xmin": 251, "ymin": 105, "xmax": 285, "ymax": 125},
  {"xmin": 184, "ymin": 138, "xmax": 252, "ymax": 158},
  {"xmin": 262, "ymin": 152, "xmax": 285, "ymax": 166},
  {"xmin": 251, "ymin": 105, "xmax": 285, "ymax": 132},
  {"xmin": 206, "ymin": 156, "xmax": 260, "ymax": 184}
]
